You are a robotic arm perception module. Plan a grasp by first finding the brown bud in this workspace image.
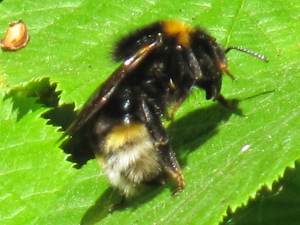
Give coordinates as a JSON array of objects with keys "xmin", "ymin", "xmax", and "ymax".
[{"xmin": 1, "ymin": 20, "xmax": 29, "ymax": 51}]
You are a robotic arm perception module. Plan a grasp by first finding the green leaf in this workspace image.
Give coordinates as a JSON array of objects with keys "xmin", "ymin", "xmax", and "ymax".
[
  {"xmin": 0, "ymin": 91, "xmax": 110, "ymax": 225},
  {"xmin": 0, "ymin": 0, "xmax": 300, "ymax": 225},
  {"xmin": 222, "ymin": 161, "xmax": 300, "ymax": 225}
]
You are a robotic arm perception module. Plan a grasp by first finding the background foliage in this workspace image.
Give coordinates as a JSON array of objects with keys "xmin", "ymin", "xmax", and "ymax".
[{"xmin": 0, "ymin": 0, "xmax": 299, "ymax": 225}]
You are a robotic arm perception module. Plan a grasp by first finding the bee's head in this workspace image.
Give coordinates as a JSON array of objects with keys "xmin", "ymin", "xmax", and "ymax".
[{"xmin": 194, "ymin": 40, "xmax": 268, "ymax": 101}]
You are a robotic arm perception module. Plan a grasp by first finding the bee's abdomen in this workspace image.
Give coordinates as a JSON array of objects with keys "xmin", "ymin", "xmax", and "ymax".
[{"xmin": 96, "ymin": 123, "xmax": 162, "ymax": 197}]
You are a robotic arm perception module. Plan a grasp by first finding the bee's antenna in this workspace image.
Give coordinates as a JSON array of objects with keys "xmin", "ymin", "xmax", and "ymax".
[{"xmin": 225, "ymin": 46, "xmax": 269, "ymax": 63}]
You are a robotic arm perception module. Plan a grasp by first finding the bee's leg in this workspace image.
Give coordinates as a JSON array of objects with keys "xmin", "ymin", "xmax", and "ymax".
[
  {"xmin": 165, "ymin": 47, "xmax": 200, "ymax": 120},
  {"xmin": 139, "ymin": 98, "xmax": 185, "ymax": 193},
  {"xmin": 166, "ymin": 91, "xmax": 189, "ymax": 121}
]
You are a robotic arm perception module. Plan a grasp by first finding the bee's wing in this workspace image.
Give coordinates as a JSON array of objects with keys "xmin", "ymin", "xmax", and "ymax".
[{"xmin": 66, "ymin": 36, "xmax": 162, "ymax": 135}]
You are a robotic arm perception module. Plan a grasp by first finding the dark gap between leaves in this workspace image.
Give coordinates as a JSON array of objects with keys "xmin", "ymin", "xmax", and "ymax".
[
  {"xmin": 5, "ymin": 77, "xmax": 77, "ymax": 129},
  {"xmin": 4, "ymin": 77, "xmax": 80, "ymax": 162},
  {"xmin": 5, "ymin": 77, "xmax": 60, "ymax": 120}
]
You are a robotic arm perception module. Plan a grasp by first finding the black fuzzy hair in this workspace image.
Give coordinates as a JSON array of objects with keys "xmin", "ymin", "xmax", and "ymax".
[{"xmin": 112, "ymin": 22, "xmax": 162, "ymax": 61}]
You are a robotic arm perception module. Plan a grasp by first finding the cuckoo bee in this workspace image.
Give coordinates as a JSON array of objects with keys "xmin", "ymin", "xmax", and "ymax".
[{"xmin": 64, "ymin": 20, "xmax": 268, "ymax": 197}]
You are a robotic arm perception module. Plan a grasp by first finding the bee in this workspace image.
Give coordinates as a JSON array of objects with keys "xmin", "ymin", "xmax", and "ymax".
[{"xmin": 63, "ymin": 20, "xmax": 268, "ymax": 197}]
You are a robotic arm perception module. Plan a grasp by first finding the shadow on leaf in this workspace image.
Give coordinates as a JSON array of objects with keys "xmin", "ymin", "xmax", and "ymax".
[
  {"xmin": 169, "ymin": 99, "xmax": 242, "ymax": 167},
  {"xmin": 80, "ymin": 185, "xmax": 165, "ymax": 225}
]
